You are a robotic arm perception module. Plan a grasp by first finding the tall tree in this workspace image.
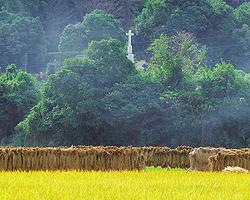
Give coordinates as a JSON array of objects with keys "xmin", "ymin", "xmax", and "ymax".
[
  {"xmin": 59, "ymin": 9, "xmax": 126, "ymax": 52},
  {"xmin": 0, "ymin": 64, "xmax": 40, "ymax": 144},
  {"xmin": 146, "ymin": 32, "xmax": 206, "ymax": 87}
]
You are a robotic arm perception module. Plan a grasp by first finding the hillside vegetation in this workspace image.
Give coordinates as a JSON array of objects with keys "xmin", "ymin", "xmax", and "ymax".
[{"xmin": 0, "ymin": 0, "xmax": 250, "ymax": 148}]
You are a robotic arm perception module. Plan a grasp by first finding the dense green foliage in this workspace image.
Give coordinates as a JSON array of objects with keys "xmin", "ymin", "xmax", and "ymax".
[
  {"xmin": 0, "ymin": 0, "xmax": 249, "ymax": 148},
  {"xmin": 0, "ymin": 10, "xmax": 46, "ymax": 71},
  {"xmin": 0, "ymin": 64, "xmax": 39, "ymax": 144},
  {"xmin": 13, "ymin": 34, "xmax": 250, "ymax": 147},
  {"xmin": 15, "ymin": 39, "xmax": 135, "ymax": 146},
  {"xmin": 146, "ymin": 34, "xmax": 250, "ymax": 147},
  {"xmin": 134, "ymin": 0, "xmax": 250, "ymax": 69},
  {"xmin": 0, "ymin": 0, "xmax": 249, "ymax": 71},
  {"xmin": 59, "ymin": 10, "xmax": 126, "ymax": 52}
]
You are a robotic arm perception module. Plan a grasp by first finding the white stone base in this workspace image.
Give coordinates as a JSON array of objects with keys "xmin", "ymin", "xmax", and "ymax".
[{"xmin": 127, "ymin": 54, "xmax": 135, "ymax": 63}]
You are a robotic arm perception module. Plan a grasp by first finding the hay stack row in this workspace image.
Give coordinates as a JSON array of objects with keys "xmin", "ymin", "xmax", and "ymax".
[
  {"xmin": 189, "ymin": 147, "xmax": 250, "ymax": 172},
  {"xmin": 8, "ymin": 145, "xmax": 250, "ymax": 172},
  {"xmin": 71, "ymin": 146, "xmax": 192, "ymax": 169},
  {"xmin": 209, "ymin": 149, "xmax": 250, "ymax": 171},
  {"xmin": 0, "ymin": 146, "xmax": 193, "ymax": 171},
  {"xmin": 73, "ymin": 146, "xmax": 192, "ymax": 169},
  {"xmin": 0, "ymin": 147, "xmax": 144, "ymax": 171},
  {"xmin": 137, "ymin": 146, "xmax": 193, "ymax": 169}
]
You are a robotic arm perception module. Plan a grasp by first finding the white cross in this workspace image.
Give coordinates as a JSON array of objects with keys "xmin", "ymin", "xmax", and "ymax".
[
  {"xmin": 126, "ymin": 30, "xmax": 134, "ymax": 63},
  {"xmin": 126, "ymin": 30, "xmax": 134, "ymax": 54}
]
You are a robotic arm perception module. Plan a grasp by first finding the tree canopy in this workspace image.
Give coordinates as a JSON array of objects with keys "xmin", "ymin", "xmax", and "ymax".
[
  {"xmin": 15, "ymin": 39, "xmax": 135, "ymax": 146},
  {"xmin": 0, "ymin": 0, "xmax": 250, "ymax": 148},
  {"xmin": 0, "ymin": 10, "xmax": 46, "ymax": 71},
  {"xmin": 13, "ymin": 34, "xmax": 250, "ymax": 148},
  {"xmin": 134, "ymin": 0, "xmax": 250, "ymax": 70},
  {"xmin": 59, "ymin": 10, "xmax": 126, "ymax": 52},
  {"xmin": 0, "ymin": 64, "xmax": 40, "ymax": 144}
]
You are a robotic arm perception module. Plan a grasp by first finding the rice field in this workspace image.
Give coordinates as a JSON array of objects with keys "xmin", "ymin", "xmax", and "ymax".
[{"xmin": 0, "ymin": 169, "xmax": 249, "ymax": 200}]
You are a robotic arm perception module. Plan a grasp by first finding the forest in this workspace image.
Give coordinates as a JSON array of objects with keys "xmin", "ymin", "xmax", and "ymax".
[{"xmin": 0, "ymin": 0, "xmax": 250, "ymax": 148}]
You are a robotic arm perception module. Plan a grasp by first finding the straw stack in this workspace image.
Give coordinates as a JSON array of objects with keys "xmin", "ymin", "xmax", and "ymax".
[
  {"xmin": 189, "ymin": 147, "xmax": 225, "ymax": 171},
  {"xmin": 209, "ymin": 148, "xmax": 250, "ymax": 172},
  {"xmin": 0, "ymin": 147, "xmax": 145, "ymax": 171},
  {"xmin": 138, "ymin": 146, "xmax": 192, "ymax": 169}
]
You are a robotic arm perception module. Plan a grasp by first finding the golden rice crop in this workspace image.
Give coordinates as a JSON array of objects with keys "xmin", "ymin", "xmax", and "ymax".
[{"xmin": 0, "ymin": 170, "xmax": 249, "ymax": 200}]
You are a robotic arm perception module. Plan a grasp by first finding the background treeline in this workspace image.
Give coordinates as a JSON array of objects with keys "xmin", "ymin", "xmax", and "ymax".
[
  {"xmin": 0, "ymin": 0, "xmax": 250, "ymax": 71},
  {"xmin": 0, "ymin": 0, "xmax": 250, "ymax": 148}
]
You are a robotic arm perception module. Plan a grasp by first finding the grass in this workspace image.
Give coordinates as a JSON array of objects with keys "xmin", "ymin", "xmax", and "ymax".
[
  {"xmin": 0, "ymin": 170, "xmax": 249, "ymax": 200},
  {"xmin": 145, "ymin": 166, "xmax": 188, "ymax": 171}
]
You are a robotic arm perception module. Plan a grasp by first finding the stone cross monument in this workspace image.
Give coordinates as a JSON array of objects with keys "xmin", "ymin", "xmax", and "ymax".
[{"xmin": 126, "ymin": 30, "xmax": 135, "ymax": 63}]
